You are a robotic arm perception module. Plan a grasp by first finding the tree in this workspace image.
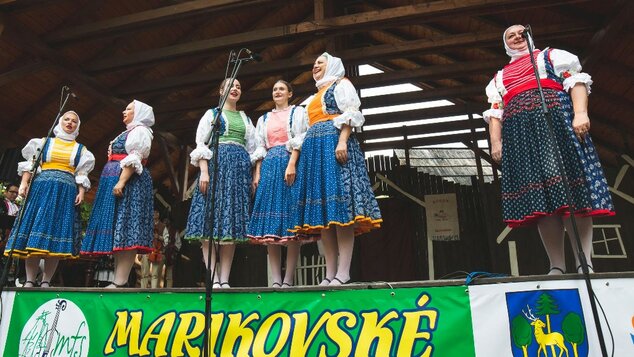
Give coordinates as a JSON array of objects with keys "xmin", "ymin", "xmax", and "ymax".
[
  {"xmin": 562, "ymin": 313, "xmax": 585, "ymax": 357},
  {"xmin": 511, "ymin": 315, "xmax": 532, "ymax": 357},
  {"xmin": 536, "ymin": 292, "xmax": 560, "ymax": 333}
]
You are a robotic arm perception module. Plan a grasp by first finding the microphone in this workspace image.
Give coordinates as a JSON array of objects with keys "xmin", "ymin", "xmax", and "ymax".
[
  {"xmin": 244, "ymin": 49, "xmax": 262, "ymax": 62},
  {"xmin": 521, "ymin": 25, "xmax": 532, "ymax": 40},
  {"xmin": 63, "ymin": 86, "xmax": 79, "ymax": 100}
]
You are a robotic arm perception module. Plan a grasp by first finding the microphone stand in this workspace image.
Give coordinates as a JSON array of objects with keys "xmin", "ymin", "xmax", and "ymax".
[
  {"xmin": 523, "ymin": 26, "xmax": 609, "ymax": 357},
  {"xmin": 0, "ymin": 87, "xmax": 74, "ymax": 295},
  {"xmin": 201, "ymin": 48, "xmax": 251, "ymax": 357}
]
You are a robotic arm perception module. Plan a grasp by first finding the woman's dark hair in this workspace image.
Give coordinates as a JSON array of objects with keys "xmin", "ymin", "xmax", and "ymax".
[{"xmin": 274, "ymin": 79, "xmax": 293, "ymax": 93}]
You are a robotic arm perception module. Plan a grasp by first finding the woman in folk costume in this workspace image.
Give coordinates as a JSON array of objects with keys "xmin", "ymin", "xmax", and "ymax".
[
  {"xmin": 5, "ymin": 111, "xmax": 94, "ymax": 287},
  {"xmin": 248, "ymin": 80, "xmax": 312, "ymax": 288},
  {"xmin": 185, "ymin": 78, "xmax": 256, "ymax": 288},
  {"xmin": 292, "ymin": 53, "xmax": 382, "ymax": 286},
  {"xmin": 81, "ymin": 100, "xmax": 155, "ymax": 288},
  {"xmin": 484, "ymin": 25, "xmax": 614, "ymax": 275}
]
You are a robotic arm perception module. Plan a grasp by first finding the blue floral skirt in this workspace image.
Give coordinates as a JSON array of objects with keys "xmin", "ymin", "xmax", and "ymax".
[
  {"xmin": 185, "ymin": 143, "xmax": 252, "ymax": 243},
  {"xmin": 291, "ymin": 121, "xmax": 382, "ymax": 235},
  {"xmin": 5, "ymin": 170, "xmax": 81, "ymax": 258},
  {"xmin": 501, "ymin": 88, "xmax": 614, "ymax": 227},
  {"xmin": 248, "ymin": 145, "xmax": 317, "ymax": 244},
  {"xmin": 81, "ymin": 161, "xmax": 154, "ymax": 255}
]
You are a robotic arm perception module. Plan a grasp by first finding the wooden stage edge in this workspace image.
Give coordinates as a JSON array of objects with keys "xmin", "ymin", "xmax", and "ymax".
[{"xmin": 4, "ymin": 271, "xmax": 633, "ymax": 293}]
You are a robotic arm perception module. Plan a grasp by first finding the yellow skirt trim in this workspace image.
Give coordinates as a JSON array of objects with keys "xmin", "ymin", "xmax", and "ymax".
[
  {"xmin": 291, "ymin": 215, "xmax": 382, "ymax": 236},
  {"xmin": 4, "ymin": 248, "xmax": 78, "ymax": 259}
]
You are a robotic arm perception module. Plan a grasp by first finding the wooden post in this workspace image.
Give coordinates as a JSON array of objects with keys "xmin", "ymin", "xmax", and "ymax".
[
  {"xmin": 468, "ymin": 113, "xmax": 484, "ymax": 183},
  {"xmin": 402, "ymin": 125, "xmax": 411, "ymax": 167},
  {"xmin": 314, "ymin": 0, "xmax": 324, "ymax": 21}
]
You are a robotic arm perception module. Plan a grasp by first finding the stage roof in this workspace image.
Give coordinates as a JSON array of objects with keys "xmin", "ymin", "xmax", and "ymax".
[{"xmin": 0, "ymin": 0, "xmax": 632, "ymax": 199}]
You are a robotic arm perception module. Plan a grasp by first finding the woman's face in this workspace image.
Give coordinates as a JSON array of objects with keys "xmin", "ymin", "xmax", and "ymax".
[
  {"xmin": 123, "ymin": 102, "xmax": 135, "ymax": 125},
  {"xmin": 312, "ymin": 56, "xmax": 328, "ymax": 82},
  {"xmin": 221, "ymin": 79, "xmax": 242, "ymax": 103},
  {"xmin": 505, "ymin": 25, "xmax": 527, "ymax": 52},
  {"xmin": 61, "ymin": 112, "xmax": 79, "ymax": 134},
  {"xmin": 272, "ymin": 82, "xmax": 292, "ymax": 106}
]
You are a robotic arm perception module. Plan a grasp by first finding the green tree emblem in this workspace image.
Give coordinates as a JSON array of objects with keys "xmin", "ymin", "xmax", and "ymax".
[
  {"xmin": 562, "ymin": 313, "xmax": 585, "ymax": 357},
  {"xmin": 511, "ymin": 315, "xmax": 532, "ymax": 357}
]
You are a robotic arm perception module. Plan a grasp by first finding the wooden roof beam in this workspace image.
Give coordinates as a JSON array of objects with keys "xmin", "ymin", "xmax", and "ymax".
[
  {"xmin": 152, "ymin": 62, "xmax": 498, "ymax": 118},
  {"xmin": 362, "ymin": 119, "xmax": 485, "ymax": 141},
  {"xmin": 45, "ymin": 0, "xmax": 283, "ymax": 45},
  {"xmin": 582, "ymin": 0, "xmax": 633, "ymax": 70},
  {"xmin": 118, "ymin": 23, "xmax": 591, "ymax": 95},
  {"xmin": 86, "ymin": 0, "xmax": 591, "ymax": 72},
  {"xmin": 2, "ymin": 17, "xmax": 126, "ymax": 109},
  {"xmin": 364, "ymin": 103, "xmax": 487, "ymax": 127},
  {"xmin": 0, "ymin": 61, "xmax": 47, "ymax": 87},
  {"xmin": 364, "ymin": 131, "xmax": 488, "ymax": 151}
]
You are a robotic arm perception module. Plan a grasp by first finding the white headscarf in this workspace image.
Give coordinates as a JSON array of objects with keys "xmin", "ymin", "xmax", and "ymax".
[
  {"xmin": 126, "ymin": 99, "xmax": 155, "ymax": 130},
  {"xmin": 53, "ymin": 110, "xmax": 81, "ymax": 141},
  {"xmin": 503, "ymin": 25, "xmax": 530, "ymax": 63},
  {"xmin": 315, "ymin": 52, "xmax": 345, "ymax": 89}
]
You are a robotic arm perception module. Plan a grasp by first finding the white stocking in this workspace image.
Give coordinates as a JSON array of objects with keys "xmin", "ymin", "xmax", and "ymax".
[{"xmin": 537, "ymin": 216, "xmax": 566, "ymax": 274}]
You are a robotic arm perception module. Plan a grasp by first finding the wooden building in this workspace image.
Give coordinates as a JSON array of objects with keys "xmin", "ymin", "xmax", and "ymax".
[{"xmin": 0, "ymin": 0, "xmax": 632, "ymax": 286}]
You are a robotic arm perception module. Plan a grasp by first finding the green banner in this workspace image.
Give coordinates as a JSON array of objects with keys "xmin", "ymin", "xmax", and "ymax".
[{"xmin": 4, "ymin": 286, "xmax": 474, "ymax": 356}]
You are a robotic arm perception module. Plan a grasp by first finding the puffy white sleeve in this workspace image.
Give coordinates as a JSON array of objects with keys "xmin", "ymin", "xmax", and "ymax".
[
  {"xmin": 75, "ymin": 147, "xmax": 95, "ymax": 189},
  {"xmin": 17, "ymin": 138, "xmax": 45, "ymax": 175},
  {"xmin": 189, "ymin": 110, "xmax": 214, "ymax": 167},
  {"xmin": 333, "ymin": 79, "xmax": 365, "ymax": 129},
  {"xmin": 483, "ymin": 77, "xmax": 504, "ymax": 124},
  {"xmin": 287, "ymin": 106, "xmax": 309, "ymax": 151},
  {"xmin": 251, "ymin": 115, "xmax": 267, "ymax": 162},
  {"xmin": 121, "ymin": 126, "xmax": 153, "ymax": 175},
  {"xmin": 244, "ymin": 114, "xmax": 257, "ymax": 165},
  {"xmin": 549, "ymin": 49, "xmax": 592, "ymax": 93}
]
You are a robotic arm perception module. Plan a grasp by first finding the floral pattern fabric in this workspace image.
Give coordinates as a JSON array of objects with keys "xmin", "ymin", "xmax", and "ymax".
[{"xmin": 185, "ymin": 143, "xmax": 252, "ymax": 242}]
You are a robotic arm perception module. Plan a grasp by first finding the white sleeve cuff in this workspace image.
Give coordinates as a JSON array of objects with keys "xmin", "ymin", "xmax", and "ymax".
[
  {"xmin": 563, "ymin": 73, "xmax": 592, "ymax": 94},
  {"xmin": 120, "ymin": 153, "xmax": 144, "ymax": 175},
  {"xmin": 251, "ymin": 146, "xmax": 267, "ymax": 163},
  {"xmin": 287, "ymin": 134, "xmax": 306, "ymax": 151},
  {"xmin": 189, "ymin": 146, "xmax": 212, "ymax": 167},
  {"xmin": 75, "ymin": 174, "xmax": 91, "ymax": 189},
  {"xmin": 332, "ymin": 111, "xmax": 365, "ymax": 129},
  {"xmin": 17, "ymin": 161, "xmax": 33, "ymax": 175},
  {"xmin": 482, "ymin": 109, "xmax": 504, "ymax": 124}
]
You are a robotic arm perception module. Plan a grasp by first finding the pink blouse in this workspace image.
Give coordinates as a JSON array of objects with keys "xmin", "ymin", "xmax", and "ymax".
[{"xmin": 266, "ymin": 108, "xmax": 290, "ymax": 148}]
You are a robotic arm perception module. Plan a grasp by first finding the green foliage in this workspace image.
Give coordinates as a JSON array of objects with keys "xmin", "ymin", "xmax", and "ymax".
[
  {"xmin": 562, "ymin": 313, "xmax": 585, "ymax": 344},
  {"xmin": 79, "ymin": 202, "xmax": 92, "ymax": 223},
  {"xmin": 536, "ymin": 292, "xmax": 560, "ymax": 316},
  {"xmin": 511, "ymin": 315, "xmax": 533, "ymax": 348}
]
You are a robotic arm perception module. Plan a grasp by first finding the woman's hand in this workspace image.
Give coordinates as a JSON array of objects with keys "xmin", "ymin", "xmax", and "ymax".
[
  {"xmin": 18, "ymin": 183, "xmax": 29, "ymax": 198},
  {"xmin": 572, "ymin": 111, "xmax": 590, "ymax": 142},
  {"xmin": 285, "ymin": 163, "xmax": 296, "ymax": 186},
  {"xmin": 75, "ymin": 186, "xmax": 85, "ymax": 205},
  {"xmin": 252, "ymin": 171, "xmax": 260, "ymax": 194},
  {"xmin": 199, "ymin": 171, "xmax": 210, "ymax": 195},
  {"xmin": 335, "ymin": 141, "xmax": 348, "ymax": 164},
  {"xmin": 491, "ymin": 140, "xmax": 502, "ymax": 163},
  {"xmin": 113, "ymin": 180, "xmax": 126, "ymax": 197}
]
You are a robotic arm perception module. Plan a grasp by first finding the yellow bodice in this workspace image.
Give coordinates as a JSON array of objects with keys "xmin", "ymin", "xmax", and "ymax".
[{"xmin": 40, "ymin": 138, "xmax": 81, "ymax": 174}]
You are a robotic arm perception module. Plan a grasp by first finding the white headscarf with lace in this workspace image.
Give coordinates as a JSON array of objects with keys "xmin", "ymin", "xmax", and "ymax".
[
  {"xmin": 53, "ymin": 111, "xmax": 81, "ymax": 141},
  {"xmin": 503, "ymin": 25, "xmax": 531, "ymax": 63},
  {"xmin": 315, "ymin": 52, "xmax": 345, "ymax": 89},
  {"xmin": 126, "ymin": 99, "xmax": 155, "ymax": 130}
]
